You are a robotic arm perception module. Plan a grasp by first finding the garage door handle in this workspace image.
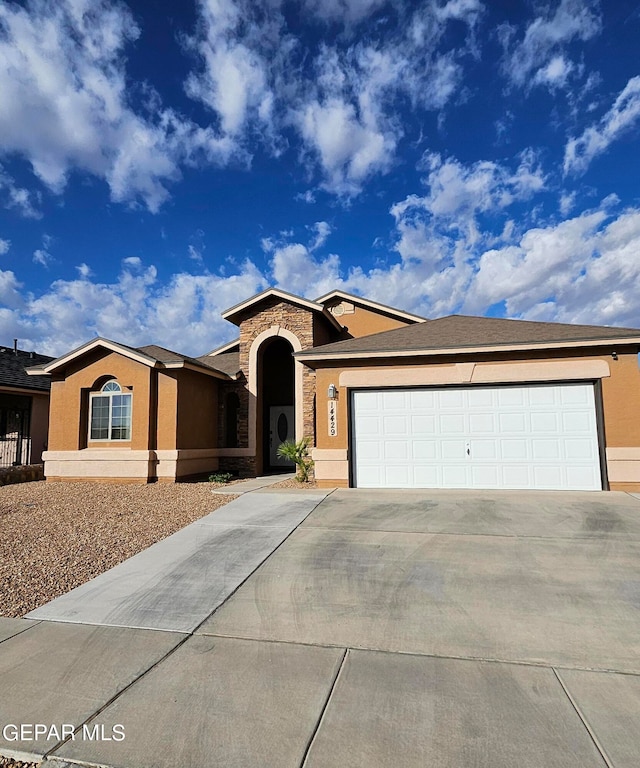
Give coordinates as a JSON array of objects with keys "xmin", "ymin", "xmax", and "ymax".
[{"xmin": 466, "ymin": 443, "xmax": 471, "ymax": 456}]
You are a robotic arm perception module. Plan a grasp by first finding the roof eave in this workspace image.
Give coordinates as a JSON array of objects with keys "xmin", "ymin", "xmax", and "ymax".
[
  {"xmin": 221, "ymin": 288, "xmax": 343, "ymax": 331},
  {"xmin": 315, "ymin": 289, "xmax": 427, "ymax": 324},
  {"xmin": 37, "ymin": 338, "xmax": 160, "ymax": 374},
  {"xmin": 295, "ymin": 336, "xmax": 640, "ymax": 364},
  {"xmin": 162, "ymin": 361, "xmax": 236, "ymax": 379}
]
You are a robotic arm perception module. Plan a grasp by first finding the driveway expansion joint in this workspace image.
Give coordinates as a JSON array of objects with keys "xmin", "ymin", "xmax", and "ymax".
[
  {"xmin": 300, "ymin": 647, "xmax": 349, "ymax": 768},
  {"xmin": 552, "ymin": 668, "xmax": 614, "ymax": 768}
]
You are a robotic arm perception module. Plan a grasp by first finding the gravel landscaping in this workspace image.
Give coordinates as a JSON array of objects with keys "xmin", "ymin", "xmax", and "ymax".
[{"xmin": 0, "ymin": 481, "xmax": 237, "ymax": 618}]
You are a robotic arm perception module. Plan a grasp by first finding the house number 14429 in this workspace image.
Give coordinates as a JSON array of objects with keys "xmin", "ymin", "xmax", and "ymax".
[{"xmin": 328, "ymin": 401, "xmax": 338, "ymax": 437}]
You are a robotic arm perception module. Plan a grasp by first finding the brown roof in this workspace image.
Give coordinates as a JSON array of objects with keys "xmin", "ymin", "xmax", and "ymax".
[
  {"xmin": 296, "ymin": 314, "xmax": 640, "ymax": 359},
  {"xmin": 137, "ymin": 344, "xmax": 237, "ymax": 378},
  {"xmin": 195, "ymin": 351, "xmax": 240, "ymax": 377}
]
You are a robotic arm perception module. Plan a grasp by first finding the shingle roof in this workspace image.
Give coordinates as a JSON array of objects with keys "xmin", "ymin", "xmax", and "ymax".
[
  {"xmin": 0, "ymin": 347, "xmax": 54, "ymax": 392},
  {"xmin": 296, "ymin": 314, "xmax": 640, "ymax": 359},
  {"xmin": 195, "ymin": 351, "xmax": 240, "ymax": 377},
  {"xmin": 136, "ymin": 345, "xmax": 237, "ymax": 377}
]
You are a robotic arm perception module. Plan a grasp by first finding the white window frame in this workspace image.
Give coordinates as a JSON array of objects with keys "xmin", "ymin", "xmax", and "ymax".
[{"xmin": 89, "ymin": 380, "xmax": 133, "ymax": 442}]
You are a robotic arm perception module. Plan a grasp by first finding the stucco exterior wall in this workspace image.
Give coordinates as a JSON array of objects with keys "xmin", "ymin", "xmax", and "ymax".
[
  {"xmin": 311, "ymin": 348, "xmax": 640, "ymax": 490},
  {"xmin": 48, "ymin": 352, "xmax": 152, "ymax": 452},
  {"xmin": 44, "ymin": 352, "xmax": 222, "ymax": 482},
  {"xmin": 30, "ymin": 392, "xmax": 49, "ymax": 463},
  {"xmin": 323, "ymin": 300, "xmax": 417, "ymax": 338},
  {"xmin": 176, "ymin": 369, "xmax": 218, "ymax": 450}
]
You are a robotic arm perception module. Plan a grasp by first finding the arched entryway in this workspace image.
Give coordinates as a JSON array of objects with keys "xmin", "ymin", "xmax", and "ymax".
[{"xmin": 257, "ymin": 336, "xmax": 296, "ymax": 473}]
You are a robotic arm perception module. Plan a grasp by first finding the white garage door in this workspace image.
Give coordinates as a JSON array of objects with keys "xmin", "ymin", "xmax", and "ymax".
[{"xmin": 352, "ymin": 383, "xmax": 602, "ymax": 490}]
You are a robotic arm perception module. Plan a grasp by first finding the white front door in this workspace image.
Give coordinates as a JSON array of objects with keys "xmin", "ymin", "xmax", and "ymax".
[
  {"xmin": 269, "ymin": 406, "xmax": 295, "ymax": 467},
  {"xmin": 353, "ymin": 383, "xmax": 602, "ymax": 490}
]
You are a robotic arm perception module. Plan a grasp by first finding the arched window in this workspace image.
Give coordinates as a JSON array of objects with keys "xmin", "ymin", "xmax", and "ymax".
[{"xmin": 89, "ymin": 380, "xmax": 132, "ymax": 441}]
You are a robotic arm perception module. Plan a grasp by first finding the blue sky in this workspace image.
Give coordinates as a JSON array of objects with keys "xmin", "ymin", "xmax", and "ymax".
[{"xmin": 1, "ymin": 0, "xmax": 640, "ymax": 356}]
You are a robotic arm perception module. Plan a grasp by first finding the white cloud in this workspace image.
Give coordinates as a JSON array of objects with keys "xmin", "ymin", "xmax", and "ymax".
[
  {"xmin": 32, "ymin": 249, "xmax": 51, "ymax": 267},
  {"xmin": 300, "ymin": 0, "xmax": 388, "ymax": 25},
  {"xmin": 76, "ymin": 263, "xmax": 93, "ymax": 278},
  {"xmin": 184, "ymin": 0, "xmax": 482, "ymax": 197},
  {"xmin": 0, "ymin": 0, "xmax": 233, "ymax": 212},
  {"xmin": 0, "ymin": 256, "xmax": 268, "ymax": 357},
  {"xmin": 0, "ymin": 238, "xmax": 9, "ymax": 255},
  {"xmin": 564, "ymin": 76, "xmax": 640, "ymax": 174},
  {"xmin": 0, "ymin": 166, "xmax": 42, "ymax": 218},
  {"xmin": 392, "ymin": 151, "xmax": 545, "ymax": 244},
  {"xmin": 297, "ymin": 97, "xmax": 395, "ymax": 196},
  {"xmin": 309, "ymin": 221, "xmax": 332, "ymax": 251},
  {"xmin": 533, "ymin": 55, "xmax": 574, "ymax": 89},
  {"xmin": 500, "ymin": 0, "xmax": 600, "ymax": 91}
]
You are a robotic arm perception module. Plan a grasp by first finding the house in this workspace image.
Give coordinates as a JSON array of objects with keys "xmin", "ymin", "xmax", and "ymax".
[
  {"xmin": 0, "ymin": 342, "xmax": 53, "ymax": 466},
  {"xmin": 28, "ymin": 288, "xmax": 640, "ymax": 491}
]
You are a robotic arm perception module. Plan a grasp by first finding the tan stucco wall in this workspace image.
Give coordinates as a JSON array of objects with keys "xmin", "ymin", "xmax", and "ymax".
[
  {"xmin": 44, "ymin": 350, "xmax": 224, "ymax": 482},
  {"xmin": 157, "ymin": 371, "xmax": 177, "ymax": 450},
  {"xmin": 30, "ymin": 392, "xmax": 50, "ymax": 463},
  {"xmin": 48, "ymin": 352, "xmax": 152, "ymax": 452},
  {"xmin": 326, "ymin": 302, "xmax": 415, "ymax": 338},
  {"xmin": 176, "ymin": 369, "xmax": 218, "ymax": 450},
  {"xmin": 311, "ymin": 348, "xmax": 640, "ymax": 490}
]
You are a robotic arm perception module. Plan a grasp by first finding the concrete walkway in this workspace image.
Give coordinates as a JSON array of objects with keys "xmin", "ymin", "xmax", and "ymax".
[
  {"xmin": 211, "ymin": 472, "xmax": 295, "ymax": 494},
  {"xmin": 26, "ymin": 488, "xmax": 329, "ymax": 632},
  {"xmin": 1, "ymin": 489, "xmax": 640, "ymax": 767}
]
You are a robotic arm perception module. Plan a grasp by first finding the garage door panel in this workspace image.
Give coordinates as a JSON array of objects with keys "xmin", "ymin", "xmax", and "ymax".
[
  {"xmin": 469, "ymin": 413, "xmax": 495, "ymax": 433},
  {"xmin": 498, "ymin": 388, "xmax": 525, "ymax": 406},
  {"xmin": 499, "ymin": 413, "xmax": 527, "ymax": 433},
  {"xmin": 384, "ymin": 441, "xmax": 408, "ymax": 460},
  {"xmin": 439, "ymin": 389, "xmax": 464, "ymax": 408},
  {"xmin": 382, "ymin": 415, "xmax": 407, "ymax": 434},
  {"xmin": 532, "ymin": 439, "xmax": 560, "ymax": 459},
  {"xmin": 385, "ymin": 465, "xmax": 410, "ymax": 486},
  {"xmin": 562, "ymin": 411, "xmax": 593, "ymax": 431},
  {"xmin": 353, "ymin": 383, "xmax": 601, "ymax": 491},
  {"xmin": 533, "ymin": 466, "xmax": 564, "ymax": 488},
  {"xmin": 356, "ymin": 415, "xmax": 380, "ymax": 435},
  {"xmin": 440, "ymin": 414, "xmax": 465, "ymax": 433},
  {"xmin": 442, "ymin": 465, "xmax": 469, "ymax": 486},
  {"xmin": 530, "ymin": 412, "xmax": 559, "ymax": 432},
  {"xmin": 470, "ymin": 440, "xmax": 497, "ymax": 459},
  {"xmin": 441, "ymin": 440, "xmax": 466, "ymax": 459},
  {"xmin": 501, "ymin": 439, "xmax": 528, "ymax": 460},
  {"xmin": 413, "ymin": 440, "xmax": 437, "ymax": 459},
  {"xmin": 382, "ymin": 391, "xmax": 407, "ymax": 409},
  {"xmin": 411, "ymin": 415, "xmax": 436, "ymax": 435}
]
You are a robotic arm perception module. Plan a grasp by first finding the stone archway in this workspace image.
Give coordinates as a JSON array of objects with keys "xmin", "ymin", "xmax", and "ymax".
[{"xmin": 248, "ymin": 325, "xmax": 303, "ymax": 474}]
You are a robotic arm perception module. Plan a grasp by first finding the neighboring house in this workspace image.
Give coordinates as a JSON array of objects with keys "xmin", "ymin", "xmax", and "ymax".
[
  {"xmin": 28, "ymin": 288, "xmax": 640, "ymax": 492},
  {"xmin": 0, "ymin": 342, "xmax": 53, "ymax": 466}
]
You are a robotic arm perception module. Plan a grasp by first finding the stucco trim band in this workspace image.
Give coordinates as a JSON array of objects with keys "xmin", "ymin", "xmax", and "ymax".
[
  {"xmin": 311, "ymin": 448, "xmax": 349, "ymax": 481},
  {"xmin": 606, "ymin": 447, "xmax": 640, "ymax": 483},
  {"xmin": 43, "ymin": 449, "xmax": 156, "ymax": 480},
  {"xmin": 339, "ymin": 360, "xmax": 610, "ymax": 388}
]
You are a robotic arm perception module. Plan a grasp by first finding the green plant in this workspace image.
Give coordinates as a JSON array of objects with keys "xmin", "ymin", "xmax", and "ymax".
[
  {"xmin": 277, "ymin": 438, "xmax": 314, "ymax": 482},
  {"xmin": 208, "ymin": 471, "xmax": 234, "ymax": 484}
]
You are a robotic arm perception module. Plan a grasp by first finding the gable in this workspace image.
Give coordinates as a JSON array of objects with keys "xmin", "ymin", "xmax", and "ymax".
[{"xmin": 317, "ymin": 290, "xmax": 426, "ymax": 339}]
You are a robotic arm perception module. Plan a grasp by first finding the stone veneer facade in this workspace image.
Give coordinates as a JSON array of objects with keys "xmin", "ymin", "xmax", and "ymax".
[{"xmin": 216, "ymin": 296, "xmax": 335, "ymax": 476}]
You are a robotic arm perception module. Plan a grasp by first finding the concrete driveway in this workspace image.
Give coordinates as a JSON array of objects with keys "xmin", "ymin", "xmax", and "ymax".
[{"xmin": 1, "ymin": 488, "xmax": 640, "ymax": 767}]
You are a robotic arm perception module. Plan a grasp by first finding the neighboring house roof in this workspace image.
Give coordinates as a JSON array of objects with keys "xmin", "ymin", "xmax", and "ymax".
[
  {"xmin": 296, "ymin": 314, "xmax": 640, "ymax": 362},
  {"xmin": 29, "ymin": 338, "xmax": 236, "ymax": 380},
  {"xmin": 221, "ymin": 288, "xmax": 343, "ymax": 331},
  {"xmin": 0, "ymin": 346, "xmax": 54, "ymax": 392},
  {"xmin": 315, "ymin": 289, "xmax": 427, "ymax": 324}
]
